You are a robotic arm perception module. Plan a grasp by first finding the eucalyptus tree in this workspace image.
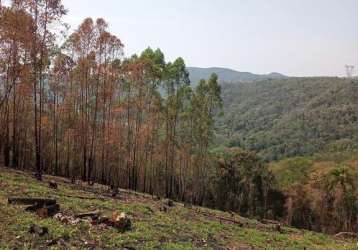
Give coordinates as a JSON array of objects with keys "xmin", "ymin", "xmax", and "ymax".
[
  {"xmin": 162, "ymin": 57, "xmax": 190, "ymax": 197},
  {"xmin": 190, "ymin": 73, "xmax": 222, "ymax": 203},
  {"xmin": 21, "ymin": 0, "xmax": 66, "ymax": 180}
]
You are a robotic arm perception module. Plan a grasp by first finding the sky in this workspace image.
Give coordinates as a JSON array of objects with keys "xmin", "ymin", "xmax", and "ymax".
[{"xmin": 12, "ymin": 0, "xmax": 358, "ymax": 76}]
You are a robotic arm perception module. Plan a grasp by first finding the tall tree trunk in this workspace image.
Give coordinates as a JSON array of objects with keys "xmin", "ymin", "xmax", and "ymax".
[{"xmin": 4, "ymin": 101, "xmax": 10, "ymax": 167}]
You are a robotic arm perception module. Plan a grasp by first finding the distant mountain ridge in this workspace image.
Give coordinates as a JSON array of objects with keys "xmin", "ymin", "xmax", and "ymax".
[{"xmin": 187, "ymin": 67, "xmax": 287, "ymax": 85}]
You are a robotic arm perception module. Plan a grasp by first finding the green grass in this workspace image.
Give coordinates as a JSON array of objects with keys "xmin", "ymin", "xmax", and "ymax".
[{"xmin": 0, "ymin": 167, "xmax": 356, "ymax": 249}]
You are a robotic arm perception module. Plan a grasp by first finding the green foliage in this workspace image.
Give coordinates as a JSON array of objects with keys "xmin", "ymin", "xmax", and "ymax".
[
  {"xmin": 190, "ymin": 73, "xmax": 222, "ymax": 155},
  {"xmin": 271, "ymin": 157, "xmax": 313, "ymax": 189},
  {"xmin": 217, "ymin": 77, "xmax": 358, "ymax": 161},
  {"xmin": 323, "ymin": 165, "xmax": 356, "ymax": 192},
  {"xmin": 272, "ymin": 154, "xmax": 358, "ymax": 233},
  {"xmin": 320, "ymin": 165, "xmax": 358, "ymax": 232},
  {"xmin": 207, "ymin": 148, "xmax": 274, "ymax": 217}
]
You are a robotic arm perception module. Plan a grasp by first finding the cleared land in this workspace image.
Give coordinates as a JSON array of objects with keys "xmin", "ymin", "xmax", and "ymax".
[{"xmin": 0, "ymin": 167, "xmax": 356, "ymax": 249}]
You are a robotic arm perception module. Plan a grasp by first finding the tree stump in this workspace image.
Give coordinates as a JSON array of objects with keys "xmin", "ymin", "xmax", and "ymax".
[
  {"xmin": 29, "ymin": 224, "xmax": 48, "ymax": 236},
  {"xmin": 49, "ymin": 180, "xmax": 58, "ymax": 189}
]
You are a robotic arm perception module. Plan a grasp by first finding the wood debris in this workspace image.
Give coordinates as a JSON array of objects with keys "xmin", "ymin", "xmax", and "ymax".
[
  {"xmin": 334, "ymin": 232, "xmax": 358, "ymax": 239},
  {"xmin": 8, "ymin": 197, "xmax": 56, "ymax": 206},
  {"xmin": 8, "ymin": 197, "xmax": 60, "ymax": 218},
  {"xmin": 55, "ymin": 210, "xmax": 132, "ymax": 232},
  {"xmin": 54, "ymin": 213, "xmax": 81, "ymax": 225},
  {"xmin": 75, "ymin": 210, "xmax": 101, "ymax": 219},
  {"xmin": 110, "ymin": 211, "xmax": 132, "ymax": 232}
]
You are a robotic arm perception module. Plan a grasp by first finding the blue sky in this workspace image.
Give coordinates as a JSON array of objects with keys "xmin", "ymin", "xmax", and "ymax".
[{"xmin": 9, "ymin": 0, "xmax": 358, "ymax": 76}]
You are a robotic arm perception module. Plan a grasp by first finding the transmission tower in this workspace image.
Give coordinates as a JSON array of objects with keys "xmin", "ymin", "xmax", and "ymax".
[{"xmin": 345, "ymin": 65, "xmax": 354, "ymax": 78}]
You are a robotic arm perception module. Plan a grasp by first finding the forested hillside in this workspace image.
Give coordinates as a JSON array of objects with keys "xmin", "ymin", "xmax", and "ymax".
[
  {"xmin": 188, "ymin": 67, "xmax": 287, "ymax": 85},
  {"xmin": 2, "ymin": 1, "xmax": 358, "ymax": 245},
  {"xmin": 217, "ymin": 77, "xmax": 358, "ymax": 161}
]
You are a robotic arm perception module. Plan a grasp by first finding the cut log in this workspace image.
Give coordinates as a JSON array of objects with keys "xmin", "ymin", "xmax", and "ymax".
[
  {"xmin": 334, "ymin": 232, "xmax": 358, "ymax": 239},
  {"xmin": 110, "ymin": 212, "xmax": 132, "ymax": 232},
  {"xmin": 193, "ymin": 209, "xmax": 244, "ymax": 227},
  {"xmin": 29, "ymin": 224, "xmax": 48, "ymax": 236},
  {"xmin": 8, "ymin": 197, "xmax": 56, "ymax": 206},
  {"xmin": 25, "ymin": 203, "xmax": 43, "ymax": 212},
  {"xmin": 25, "ymin": 203, "xmax": 60, "ymax": 218},
  {"xmin": 63, "ymin": 194, "xmax": 107, "ymax": 201},
  {"xmin": 75, "ymin": 210, "xmax": 101, "ymax": 219},
  {"xmin": 260, "ymin": 219, "xmax": 282, "ymax": 225},
  {"xmin": 37, "ymin": 204, "xmax": 60, "ymax": 218}
]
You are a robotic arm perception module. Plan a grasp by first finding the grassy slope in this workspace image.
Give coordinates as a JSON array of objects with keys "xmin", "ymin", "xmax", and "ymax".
[{"xmin": 0, "ymin": 167, "xmax": 356, "ymax": 250}]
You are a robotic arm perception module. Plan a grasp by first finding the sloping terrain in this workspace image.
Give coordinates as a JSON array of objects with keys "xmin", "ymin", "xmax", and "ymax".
[
  {"xmin": 217, "ymin": 77, "xmax": 358, "ymax": 161},
  {"xmin": 0, "ymin": 167, "xmax": 356, "ymax": 249},
  {"xmin": 187, "ymin": 67, "xmax": 286, "ymax": 85}
]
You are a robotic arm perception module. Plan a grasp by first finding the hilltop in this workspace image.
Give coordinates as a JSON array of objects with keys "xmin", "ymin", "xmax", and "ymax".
[
  {"xmin": 187, "ymin": 67, "xmax": 287, "ymax": 85},
  {"xmin": 0, "ymin": 167, "xmax": 355, "ymax": 249}
]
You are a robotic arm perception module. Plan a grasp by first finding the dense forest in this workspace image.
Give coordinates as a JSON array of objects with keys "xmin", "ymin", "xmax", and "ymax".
[
  {"xmin": 270, "ymin": 152, "xmax": 358, "ymax": 234},
  {"xmin": 214, "ymin": 77, "xmax": 358, "ymax": 234},
  {"xmin": 1, "ymin": 0, "xmax": 358, "ymax": 236},
  {"xmin": 217, "ymin": 77, "xmax": 358, "ymax": 161}
]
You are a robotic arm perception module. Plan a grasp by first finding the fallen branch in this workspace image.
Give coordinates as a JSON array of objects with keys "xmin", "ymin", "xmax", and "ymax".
[
  {"xmin": 192, "ymin": 209, "xmax": 244, "ymax": 226},
  {"xmin": 75, "ymin": 210, "xmax": 101, "ymax": 219},
  {"xmin": 260, "ymin": 219, "xmax": 282, "ymax": 225},
  {"xmin": 25, "ymin": 203, "xmax": 43, "ymax": 212},
  {"xmin": 63, "ymin": 194, "xmax": 106, "ymax": 201},
  {"xmin": 334, "ymin": 232, "xmax": 358, "ymax": 239},
  {"xmin": 191, "ymin": 208, "xmax": 288, "ymax": 233}
]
